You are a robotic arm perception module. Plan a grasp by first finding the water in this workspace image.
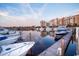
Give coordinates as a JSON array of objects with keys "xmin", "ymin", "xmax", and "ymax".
[
  {"xmin": 0, "ymin": 29, "xmax": 76, "ymax": 56},
  {"xmin": 20, "ymin": 31, "xmax": 42, "ymax": 42},
  {"xmin": 65, "ymin": 40, "xmax": 77, "ymax": 56},
  {"xmin": 18, "ymin": 31, "xmax": 64, "ymax": 56},
  {"xmin": 30, "ymin": 35, "xmax": 64, "ymax": 56},
  {"xmin": 9, "ymin": 30, "xmax": 64, "ymax": 56},
  {"xmin": 31, "ymin": 35, "xmax": 56, "ymax": 55}
]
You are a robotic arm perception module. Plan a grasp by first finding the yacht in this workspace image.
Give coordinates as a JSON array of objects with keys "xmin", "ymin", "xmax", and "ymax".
[
  {"xmin": 0, "ymin": 42, "xmax": 35, "ymax": 56},
  {"xmin": 0, "ymin": 28, "xmax": 20, "ymax": 46},
  {"xmin": 54, "ymin": 26, "xmax": 69, "ymax": 35},
  {"xmin": 0, "ymin": 35, "xmax": 20, "ymax": 46},
  {"xmin": 0, "ymin": 28, "xmax": 20, "ymax": 37},
  {"xmin": 4, "ymin": 30, "xmax": 20, "ymax": 37},
  {"xmin": 0, "ymin": 28, "xmax": 8, "ymax": 35}
]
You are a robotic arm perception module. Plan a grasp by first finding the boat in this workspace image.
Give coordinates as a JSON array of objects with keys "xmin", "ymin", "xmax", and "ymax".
[
  {"xmin": 0, "ymin": 28, "xmax": 20, "ymax": 46},
  {"xmin": 0, "ymin": 28, "xmax": 8, "ymax": 35},
  {"xmin": 0, "ymin": 28, "xmax": 20, "ymax": 37},
  {"xmin": 54, "ymin": 26, "xmax": 69, "ymax": 35},
  {"xmin": 0, "ymin": 42, "xmax": 35, "ymax": 56},
  {"xmin": 0, "ymin": 35, "xmax": 20, "ymax": 46},
  {"xmin": 4, "ymin": 31, "xmax": 20, "ymax": 37}
]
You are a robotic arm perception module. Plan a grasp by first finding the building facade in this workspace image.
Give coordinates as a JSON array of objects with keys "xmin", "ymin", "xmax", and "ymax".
[{"xmin": 49, "ymin": 14, "xmax": 79, "ymax": 27}]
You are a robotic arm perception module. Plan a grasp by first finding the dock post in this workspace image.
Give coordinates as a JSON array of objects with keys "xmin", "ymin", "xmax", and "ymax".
[
  {"xmin": 18, "ymin": 31, "xmax": 23, "ymax": 42},
  {"xmin": 29, "ymin": 32, "xmax": 31, "ymax": 41},
  {"xmin": 20, "ymin": 31, "xmax": 21, "ymax": 39}
]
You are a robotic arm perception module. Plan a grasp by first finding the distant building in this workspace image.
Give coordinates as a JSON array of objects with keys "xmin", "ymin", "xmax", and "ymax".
[
  {"xmin": 40, "ymin": 20, "xmax": 47, "ymax": 27},
  {"xmin": 58, "ymin": 17, "xmax": 64, "ymax": 26},
  {"xmin": 69, "ymin": 16, "xmax": 75, "ymax": 26},
  {"xmin": 65, "ymin": 17, "xmax": 70, "ymax": 26},
  {"xmin": 74, "ymin": 14, "xmax": 79, "ymax": 26},
  {"xmin": 48, "ymin": 14, "xmax": 79, "ymax": 27},
  {"xmin": 49, "ymin": 18, "xmax": 59, "ymax": 27}
]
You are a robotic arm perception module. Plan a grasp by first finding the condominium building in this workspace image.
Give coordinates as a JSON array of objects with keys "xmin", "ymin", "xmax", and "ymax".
[
  {"xmin": 49, "ymin": 14, "xmax": 79, "ymax": 27},
  {"xmin": 74, "ymin": 14, "xmax": 79, "ymax": 26}
]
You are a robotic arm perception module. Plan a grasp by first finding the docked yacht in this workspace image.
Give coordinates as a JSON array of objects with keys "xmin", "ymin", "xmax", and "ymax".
[
  {"xmin": 0, "ymin": 28, "xmax": 20, "ymax": 46},
  {"xmin": 0, "ymin": 42, "xmax": 35, "ymax": 56},
  {"xmin": 54, "ymin": 26, "xmax": 69, "ymax": 35},
  {"xmin": 0, "ymin": 35, "xmax": 20, "ymax": 46},
  {"xmin": 0, "ymin": 28, "xmax": 8, "ymax": 35},
  {"xmin": 4, "ymin": 30, "xmax": 20, "ymax": 37},
  {"xmin": 0, "ymin": 28, "xmax": 20, "ymax": 37}
]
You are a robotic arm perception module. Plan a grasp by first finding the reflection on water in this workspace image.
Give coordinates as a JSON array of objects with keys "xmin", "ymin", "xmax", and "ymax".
[
  {"xmin": 31, "ymin": 35, "xmax": 55, "ymax": 55},
  {"xmin": 20, "ymin": 31, "xmax": 64, "ymax": 56},
  {"xmin": 40, "ymin": 31, "xmax": 47, "ymax": 37},
  {"xmin": 20, "ymin": 31, "xmax": 41, "ymax": 42},
  {"xmin": 20, "ymin": 31, "xmax": 56, "ymax": 42},
  {"xmin": 19, "ymin": 31, "xmax": 65, "ymax": 56},
  {"xmin": 65, "ymin": 40, "xmax": 77, "ymax": 56}
]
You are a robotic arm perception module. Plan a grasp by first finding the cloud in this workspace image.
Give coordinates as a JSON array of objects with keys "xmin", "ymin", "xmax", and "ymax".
[
  {"xmin": 0, "ymin": 3, "xmax": 79, "ymax": 27},
  {"xmin": 0, "ymin": 4, "xmax": 41, "ymax": 27},
  {"xmin": 72, "ymin": 10, "xmax": 79, "ymax": 15},
  {"xmin": 0, "ymin": 11, "xmax": 40, "ymax": 27},
  {"xmin": 0, "ymin": 11, "xmax": 9, "ymax": 16}
]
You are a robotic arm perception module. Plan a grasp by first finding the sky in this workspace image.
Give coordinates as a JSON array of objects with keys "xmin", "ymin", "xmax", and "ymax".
[{"xmin": 0, "ymin": 3, "xmax": 79, "ymax": 27}]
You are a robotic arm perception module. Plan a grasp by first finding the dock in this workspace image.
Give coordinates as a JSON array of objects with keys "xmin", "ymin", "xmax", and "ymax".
[
  {"xmin": 39, "ymin": 32, "xmax": 72, "ymax": 56},
  {"xmin": 76, "ymin": 27, "xmax": 79, "ymax": 55}
]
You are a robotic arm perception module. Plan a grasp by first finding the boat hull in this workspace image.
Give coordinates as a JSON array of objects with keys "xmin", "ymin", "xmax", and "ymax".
[
  {"xmin": 0, "ymin": 35, "xmax": 20, "ymax": 46},
  {"xmin": 0, "ymin": 42, "xmax": 35, "ymax": 56}
]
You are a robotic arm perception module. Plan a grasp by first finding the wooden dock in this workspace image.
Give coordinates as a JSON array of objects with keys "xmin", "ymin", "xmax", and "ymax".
[{"xmin": 39, "ymin": 32, "xmax": 72, "ymax": 56}]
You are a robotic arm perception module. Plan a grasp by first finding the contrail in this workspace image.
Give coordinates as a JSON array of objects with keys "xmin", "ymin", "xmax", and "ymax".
[
  {"xmin": 37, "ymin": 3, "xmax": 48, "ymax": 19},
  {"xmin": 26, "ymin": 3, "xmax": 39, "ymax": 18},
  {"xmin": 27, "ymin": 3, "xmax": 48, "ymax": 19}
]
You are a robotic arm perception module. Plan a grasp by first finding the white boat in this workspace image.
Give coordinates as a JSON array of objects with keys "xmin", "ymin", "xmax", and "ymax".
[
  {"xmin": 0, "ymin": 28, "xmax": 20, "ymax": 45},
  {"xmin": 0, "ymin": 28, "xmax": 20, "ymax": 36},
  {"xmin": 0, "ymin": 35, "xmax": 20, "ymax": 46},
  {"xmin": 0, "ymin": 42, "xmax": 35, "ymax": 56},
  {"xmin": 0, "ymin": 28, "xmax": 8, "ymax": 35},
  {"xmin": 5, "ymin": 31, "xmax": 20, "ymax": 37},
  {"xmin": 54, "ymin": 26, "xmax": 69, "ymax": 35}
]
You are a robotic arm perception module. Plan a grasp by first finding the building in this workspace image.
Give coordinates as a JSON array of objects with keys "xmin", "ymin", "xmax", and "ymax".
[
  {"xmin": 58, "ymin": 17, "xmax": 65, "ymax": 26},
  {"xmin": 74, "ymin": 14, "xmax": 79, "ymax": 26},
  {"xmin": 40, "ymin": 20, "xmax": 47, "ymax": 27},
  {"xmin": 49, "ymin": 18, "xmax": 59, "ymax": 27},
  {"xmin": 48, "ymin": 14, "xmax": 79, "ymax": 27},
  {"xmin": 69, "ymin": 16, "xmax": 75, "ymax": 26}
]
